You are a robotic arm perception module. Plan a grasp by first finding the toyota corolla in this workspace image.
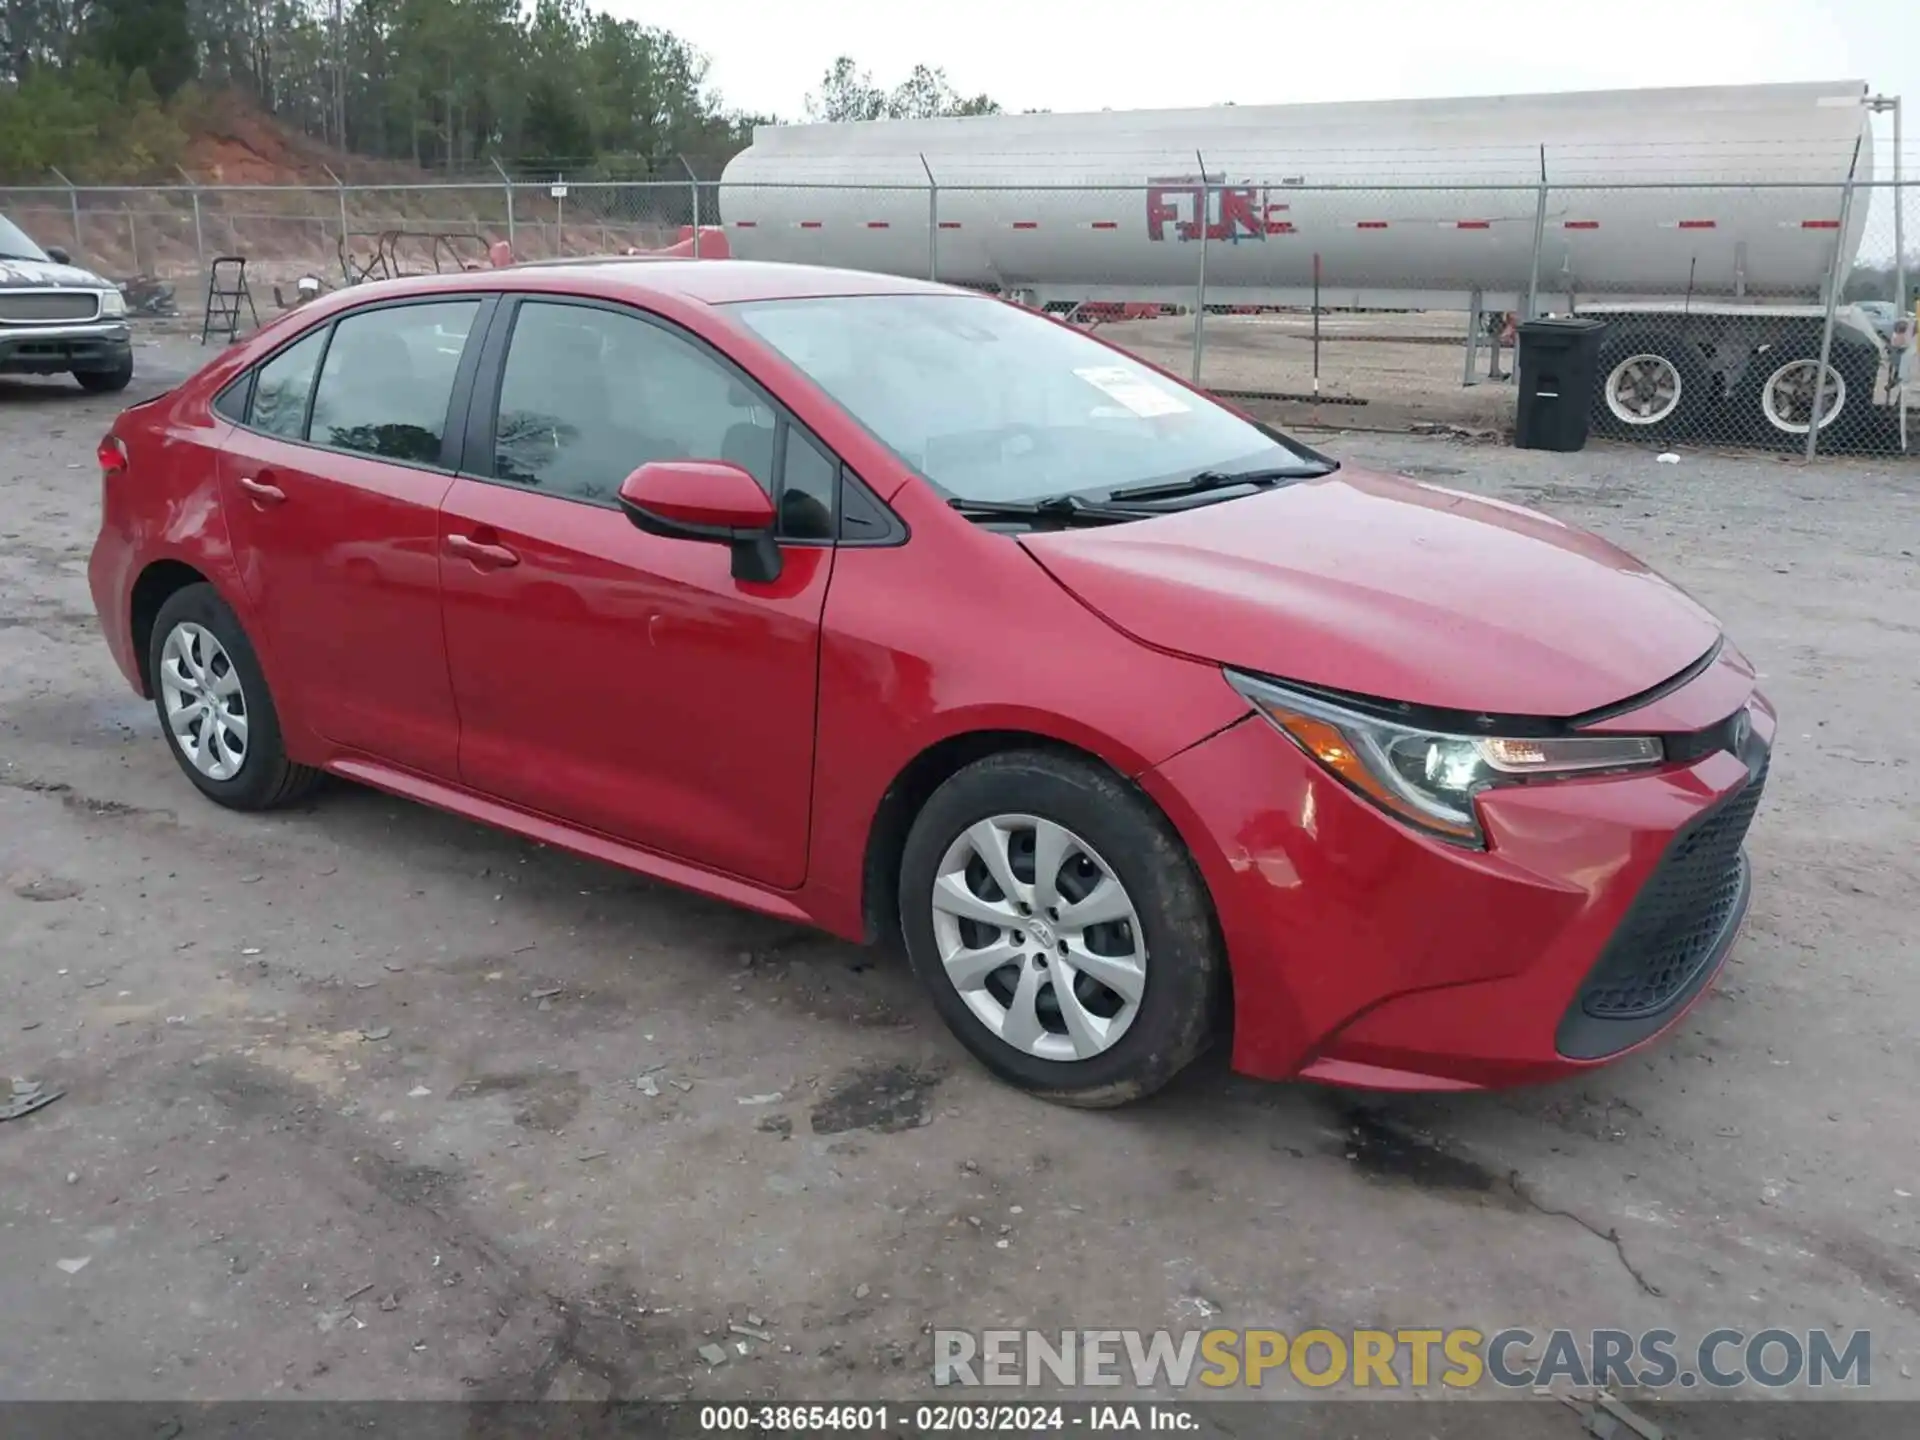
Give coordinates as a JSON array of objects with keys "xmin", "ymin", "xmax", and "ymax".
[{"xmin": 87, "ymin": 260, "xmax": 1772, "ymax": 1106}]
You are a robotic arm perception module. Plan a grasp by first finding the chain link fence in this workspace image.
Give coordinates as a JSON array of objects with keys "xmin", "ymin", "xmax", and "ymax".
[{"xmin": 4, "ymin": 173, "xmax": 1912, "ymax": 458}]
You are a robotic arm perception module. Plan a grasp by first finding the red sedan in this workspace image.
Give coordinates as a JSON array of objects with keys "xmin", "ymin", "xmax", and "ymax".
[{"xmin": 87, "ymin": 261, "xmax": 1772, "ymax": 1106}]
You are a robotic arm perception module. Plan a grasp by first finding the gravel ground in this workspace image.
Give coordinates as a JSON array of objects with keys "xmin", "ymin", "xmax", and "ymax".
[{"xmin": 1, "ymin": 330, "xmax": 1916, "ymax": 1414}]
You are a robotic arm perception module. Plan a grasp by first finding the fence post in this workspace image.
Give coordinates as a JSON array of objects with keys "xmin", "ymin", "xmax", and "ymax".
[
  {"xmin": 126, "ymin": 207, "xmax": 139, "ymax": 273},
  {"xmin": 1807, "ymin": 144, "xmax": 1862, "ymax": 462},
  {"xmin": 323, "ymin": 165, "xmax": 348, "ymax": 255},
  {"xmin": 1191, "ymin": 150, "xmax": 1210, "ymax": 385},
  {"xmin": 1463, "ymin": 289, "xmax": 1484, "ymax": 387},
  {"xmin": 177, "ymin": 166, "xmax": 205, "ymax": 271},
  {"xmin": 1895, "ymin": 98, "xmax": 1908, "ymax": 316},
  {"xmin": 675, "ymin": 155, "xmax": 701, "ymax": 258},
  {"xmin": 50, "ymin": 167, "xmax": 81, "ymax": 258},
  {"xmin": 1525, "ymin": 145, "xmax": 1548, "ymax": 319},
  {"xmin": 920, "ymin": 154, "xmax": 939, "ymax": 281},
  {"xmin": 490, "ymin": 158, "xmax": 516, "ymax": 249}
]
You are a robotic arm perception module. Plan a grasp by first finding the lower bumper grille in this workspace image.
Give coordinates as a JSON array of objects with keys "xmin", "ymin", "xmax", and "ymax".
[{"xmin": 1557, "ymin": 755, "xmax": 1767, "ymax": 1058}]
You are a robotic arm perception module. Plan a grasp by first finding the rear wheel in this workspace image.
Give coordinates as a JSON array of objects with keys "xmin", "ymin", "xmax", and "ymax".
[
  {"xmin": 1591, "ymin": 332, "xmax": 1710, "ymax": 440},
  {"xmin": 898, "ymin": 750, "xmax": 1222, "ymax": 1107},
  {"xmin": 148, "ymin": 584, "xmax": 318, "ymax": 811},
  {"xmin": 1741, "ymin": 346, "xmax": 1874, "ymax": 449}
]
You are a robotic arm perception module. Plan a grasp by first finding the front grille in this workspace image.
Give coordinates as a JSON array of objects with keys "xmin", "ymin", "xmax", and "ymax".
[
  {"xmin": 1576, "ymin": 756, "xmax": 1768, "ymax": 1020},
  {"xmin": 0, "ymin": 290, "xmax": 100, "ymax": 324},
  {"xmin": 1664, "ymin": 706, "xmax": 1751, "ymax": 764}
]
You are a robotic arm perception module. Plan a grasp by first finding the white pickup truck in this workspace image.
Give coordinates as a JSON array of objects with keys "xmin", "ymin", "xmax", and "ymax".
[{"xmin": 0, "ymin": 213, "xmax": 134, "ymax": 393}]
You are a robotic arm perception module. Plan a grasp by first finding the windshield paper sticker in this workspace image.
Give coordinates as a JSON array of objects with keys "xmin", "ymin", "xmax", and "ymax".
[{"xmin": 1074, "ymin": 366, "xmax": 1191, "ymax": 418}]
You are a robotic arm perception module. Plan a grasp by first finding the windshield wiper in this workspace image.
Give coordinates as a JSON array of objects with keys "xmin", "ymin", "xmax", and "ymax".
[
  {"xmin": 948, "ymin": 494, "xmax": 1154, "ymax": 526},
  {"xmin": 0, "ymin": 252, "xmax": 44, "ymax": 262},
  {"xmin": 1107, "ymin": 463, "xmax": 1337, "ymax": 504}
]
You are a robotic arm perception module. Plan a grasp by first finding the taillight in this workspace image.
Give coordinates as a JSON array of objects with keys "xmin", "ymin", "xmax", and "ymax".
[{"xmin": 98, "ymin": 434, "xmax": 128, "ymax": 476}]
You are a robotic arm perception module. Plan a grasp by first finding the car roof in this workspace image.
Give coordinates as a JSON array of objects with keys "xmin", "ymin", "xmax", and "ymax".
[{"xmin": 355, "ymin": 259, "xmax": 958, "ymax": 307}]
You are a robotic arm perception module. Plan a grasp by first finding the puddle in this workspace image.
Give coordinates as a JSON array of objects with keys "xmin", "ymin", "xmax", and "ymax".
[
  {"xmin": 1336, "ymin": 1107, "xmax": 1521, "ymax": 1207},
  {"xmin": 809, "ymin": 1062, "xmax": 942, "ymax": 1136}
]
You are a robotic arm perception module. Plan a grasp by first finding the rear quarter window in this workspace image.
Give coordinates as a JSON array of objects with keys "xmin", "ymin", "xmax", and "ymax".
[{"xmin": 212, "ymin": 377, "xmax": 250, "ymax": 423}]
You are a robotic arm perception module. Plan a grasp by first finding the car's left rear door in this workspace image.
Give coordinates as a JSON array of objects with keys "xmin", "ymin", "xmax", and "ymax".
[
  {"xmin": 217, "ymin": 295, "xmax": 493, "ymax": 779},
  {"xmin": 436, "ymin": 294, "xmax": 838, "ymax": 888}
]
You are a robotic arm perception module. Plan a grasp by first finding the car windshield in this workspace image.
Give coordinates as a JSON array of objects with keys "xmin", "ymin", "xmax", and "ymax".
[
  {"xmin": 0, "ymin": 215, "xmax": 51, "ymax": 263},
  {"xmin": 728, "ymin": 292, "xmax": 1315, "ymax": 503}
]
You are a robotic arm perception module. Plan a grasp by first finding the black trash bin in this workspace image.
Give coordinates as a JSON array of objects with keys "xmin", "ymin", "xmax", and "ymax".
[{"xmin": 1515, "ymin": 316, "xmax": 1609, "ymax": 452}]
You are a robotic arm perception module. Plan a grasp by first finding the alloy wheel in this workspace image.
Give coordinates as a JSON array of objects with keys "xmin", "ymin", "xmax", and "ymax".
[
  {"xmin": 1760, "ymin": 358, "xmax": 1846, "ymax": 435},
  {"xmin": 1604, "ymin": 353, "xmax": 1683, "ymax": 426}
]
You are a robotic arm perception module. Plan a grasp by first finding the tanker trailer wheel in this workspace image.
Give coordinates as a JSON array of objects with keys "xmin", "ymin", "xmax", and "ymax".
[
  {"xmin": 1739, "ymin": 342, "xmax": 1876, "ymax": 451},
  {"xmin": 1590, "ymin": 332, "xmax": 1710, "ymax": 441}
]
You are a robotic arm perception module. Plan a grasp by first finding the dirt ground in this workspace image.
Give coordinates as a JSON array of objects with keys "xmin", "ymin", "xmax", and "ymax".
[
  {"xmin": 1, "ymin": 329, "xmax": 1917, "ymax": 1419},
  {"xmin": 1107, "ymin": 310, "xmax": 1519, "ymax": 434}
]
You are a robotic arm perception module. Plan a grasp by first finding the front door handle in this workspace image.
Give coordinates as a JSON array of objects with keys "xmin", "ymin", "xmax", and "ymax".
[
  {"xmin": 447, "ymin": 533, "xmax": 521, "ymax": 570},
  {"xmin": 236, "ymin": 475, "xmax": 286, "ymax": 505}
]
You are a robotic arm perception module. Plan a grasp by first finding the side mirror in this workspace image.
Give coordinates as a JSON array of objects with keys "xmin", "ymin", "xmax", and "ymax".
[
  {"xmin": 618, "ymin": 460, "xmax": 782, "ymax": 583},
  {"xmin": 45, "ymin": 245, "xmax": 72, "ymax": 266}
]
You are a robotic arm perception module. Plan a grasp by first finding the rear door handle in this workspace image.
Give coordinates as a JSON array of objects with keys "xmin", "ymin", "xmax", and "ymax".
[
  {"xmin": 447, "ymin": 533, "xmax": 521, "ymax": 570},
  {"xmin": 236, "ymin": 475, "xmax": 286, "ymax": 505}
]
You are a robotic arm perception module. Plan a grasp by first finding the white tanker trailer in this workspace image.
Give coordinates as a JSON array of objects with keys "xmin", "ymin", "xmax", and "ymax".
[{"xmin": 717, "ymin": 81, "xmax": 1906, "ymax": 445}]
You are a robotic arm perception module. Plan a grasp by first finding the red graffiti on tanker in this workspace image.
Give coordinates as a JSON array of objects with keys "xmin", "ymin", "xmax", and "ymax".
[{"xmin": 1146, "ymin": 177, "xmax": 1295, "ymax": 242}]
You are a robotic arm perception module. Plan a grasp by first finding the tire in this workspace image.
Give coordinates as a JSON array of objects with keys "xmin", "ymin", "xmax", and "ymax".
[
  {"xmin": 898, "ymin": 750, "xmax": 1223, "ymax": 1108},
  {"xmin": 1739, "ymin": 342, "xmax": 1877, "ymax": 451},
  {"xmin": 75, "ymin": 358, "xmax": 134, "ymax": 393},
  {"xmin": 147, "ymin": 583, "xmax": 318, "ymax": 811},
  {"xmin": 1589, "ymin": 331, "xmax": 1711, "ymax": 441}
]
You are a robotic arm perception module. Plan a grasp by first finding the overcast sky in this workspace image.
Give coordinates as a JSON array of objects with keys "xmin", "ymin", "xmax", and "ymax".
[{"xmin": 619, "ymin": 0, "xmax": 1917, "ymax": 165}]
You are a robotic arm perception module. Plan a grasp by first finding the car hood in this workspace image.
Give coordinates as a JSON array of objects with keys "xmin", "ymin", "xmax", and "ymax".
[
  {"xmin": 1020, "ymin": 468, "xmax": 1723, "ymax": 718},
  {"xmin": 0, "ymin": 256, "xmax": 112, "ymax": 290}
]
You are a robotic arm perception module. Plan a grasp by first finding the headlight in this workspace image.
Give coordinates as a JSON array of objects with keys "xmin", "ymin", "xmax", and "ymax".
[
  {"xmin": 1225, "ymin": 670, "xmax": 1663, "ymax": 846},
  {"xmin": 98, "ymin": 288, "xmax": 128, "ymax": 317}
]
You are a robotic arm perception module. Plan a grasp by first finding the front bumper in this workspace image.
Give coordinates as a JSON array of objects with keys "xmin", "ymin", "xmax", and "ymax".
[
  {"xmin": 0, "ymin": 321, "xmax": 132, "ymax": 374},
  {"xmin": 1138, "ymin": 663, "xmax": 1773, "ymax": 1091}
]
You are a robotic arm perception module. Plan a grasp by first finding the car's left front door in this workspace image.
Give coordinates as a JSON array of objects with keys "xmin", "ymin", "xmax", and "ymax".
[{"xmin": 436, "ymin": 295, "xmax": 839, "ymax": 888}]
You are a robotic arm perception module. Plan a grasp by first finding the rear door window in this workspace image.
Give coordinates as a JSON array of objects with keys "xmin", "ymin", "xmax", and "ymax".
[
  {"xmin": 248, "ymin": 329, "xmax": 327, "ymax": 440},
  {"xmin": 307, "ymin": 301, "xmax": 479, "ymax": 465}
]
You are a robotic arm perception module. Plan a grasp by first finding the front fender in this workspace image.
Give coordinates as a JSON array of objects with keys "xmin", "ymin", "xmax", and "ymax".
[{"xmin": 801, "ymin": 539, "xmax": 1249, "ymax": 940}]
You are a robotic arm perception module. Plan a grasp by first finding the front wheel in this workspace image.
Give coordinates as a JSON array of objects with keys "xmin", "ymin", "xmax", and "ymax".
[
  {"xmin": 75, "ymin": 358, "xmax": 134, "ymax": 393},
  {"xmin": 148, "ymin": 583, "xmax": 318, "ymax": 811},
  {"xmin": 898, "ymin": 750, "xmax": 1223, "ymax": 1108}
]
